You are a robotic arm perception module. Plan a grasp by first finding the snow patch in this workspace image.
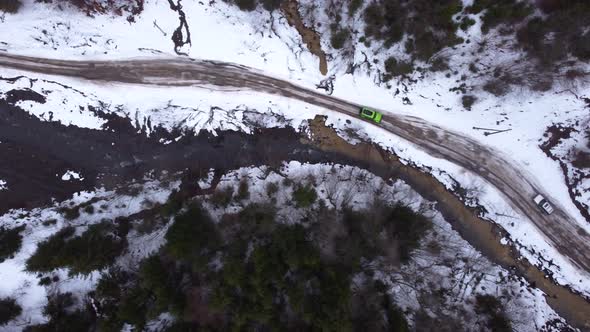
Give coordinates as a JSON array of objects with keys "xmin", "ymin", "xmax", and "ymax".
[{"xmin": 61, "ymin": 170, "xmax": 83, "ymax": 181}]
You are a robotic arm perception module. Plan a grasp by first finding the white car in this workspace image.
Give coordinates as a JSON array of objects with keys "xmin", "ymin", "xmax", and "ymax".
[{"xmin": 533, "ymin": 194, "xmax": 554, "ymax": 215}]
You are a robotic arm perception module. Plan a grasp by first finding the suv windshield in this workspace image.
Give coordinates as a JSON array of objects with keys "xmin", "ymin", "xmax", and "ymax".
[{"xmin": 362, "ymin": 109, "xmax": 373, "ymax": 117}]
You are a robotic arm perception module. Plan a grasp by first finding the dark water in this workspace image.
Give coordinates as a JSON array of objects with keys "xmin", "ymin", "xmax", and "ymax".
[{"xmin": 0, "ymin": 91, "xmax": 348, "ymax": 214}]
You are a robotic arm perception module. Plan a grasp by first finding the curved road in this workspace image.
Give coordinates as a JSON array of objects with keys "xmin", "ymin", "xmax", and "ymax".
[{"xmin": 1, "ymin": 52, "xmax": 590, "ymax": 273}]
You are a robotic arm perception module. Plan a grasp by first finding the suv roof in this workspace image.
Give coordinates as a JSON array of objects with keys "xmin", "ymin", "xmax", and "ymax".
[{"xmin": 533, "ymin": 194, "xmax": 554, "ymax": 215}]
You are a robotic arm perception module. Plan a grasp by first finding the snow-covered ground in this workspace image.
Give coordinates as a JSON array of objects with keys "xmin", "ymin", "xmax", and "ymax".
[
  {"xmin": 0, "ymin": 0, "xmax": 589, "ymax": 304},
  {"xmin": 0, "ymin": 179, "xmax": 176, "ymax": 329}
]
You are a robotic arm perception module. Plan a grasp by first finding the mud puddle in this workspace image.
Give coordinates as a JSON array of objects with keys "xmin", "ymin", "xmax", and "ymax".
[
  {"xmin": 281, "ymin": 0, "xmax": 328, "ymax": 75},
  {"xmin": 304, "ymin": 116, "xmax": 590, "ymax": 331}
]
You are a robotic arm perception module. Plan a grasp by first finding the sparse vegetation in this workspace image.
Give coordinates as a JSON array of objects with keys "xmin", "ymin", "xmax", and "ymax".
[
  {"xmin": 84, "ymin": 177, "xmax": 434, "ymax": 331},
  {"xmin": 236, "ymin": 178, "xmax": 250, "ymax": 200},
  {"xmin": 0, "ymin": 0, "xmax": 21, "ymax": 13},
  {"xmin": 462, "ymin": 95, "xmax": 477, "ymax": 110},
  {"xmin": 475, "ymin": 294, "xmax": 512, "ymax": 332},
  {"xmin": 160, "ymin": 190, "xmax": 184, "ymax": 217},
  {"xmin": 42, "ymin": 219, "xmax": 58, "ymax": 227},
  {"xmin": 265, "ymin": 181, "xmax": 279, "ymax": 197},
  {"xmin": 234, "ymin": 0, "xmax": 256, "ymax": 11},
  {"xmin": 0, "ymin": 297, "xmax": 22, "ymax": 326},
  {"xmin": 331, "ymin": 28, "xmax": 351, "ymax": 49},
  {"xmin": 468, "ymin": 0, "xmax": 532, "ymax": 33},
  {"xmin": 26, "ymin": 221, "xmax": 127, "ymax": 275},
  {"xmin": 24, "ymin": 292, "xmax": 95, "ymax": 332},
  {"xmin": 38, "ymin": 276, "xmax": 53, "ymax": 286},
  {"xmin": 164, "ymin": 203, "xmax": 220, "ymax": 265},
  {"xmin": 384, "ymin": 57, "xmax": 414, "ymax": 78},
  {"xmin": 516, "ymin": 2, "xmax": 590, "ymax": 65},
  {"xmin": 483, "ymin": 78, "xmax": 510, "ymax": 97},
  {"xmin": 338, "ymin": 202, "xmax": 431, "ymax": 265},
  {"xmin": 210, "ymin": 186, "xmax": 234, "ymax": 207},
  {"xmin": 334, "ymin": 0, "xmax": 590, "ymax": 88},
  {"xmin": 220, "ymin": 203, "xmax": 276, "ymax": 240},
  {"xmin": 59, "ymin": 206, "xmax": 80, "ymax": 220},
  {"xmin": 211, "ymin": 223, "xmax": 355, "ymax": 331},
  {"xmin": 0, "ymin": 226, "xmax": 25, "ymax": 262},
  {"xmin": 348, "ymin": 0, "xmax": 363, "ymax": 15},
  {"xmin": 50, "ymin": 0, "xmax": 145, "ymax": 17},
  {"xmin": 363, "ymin": 0, "xmax": 463, "ymax": 63},
  {"xmin": 83, "ymin": 204, "xmax": 95, "ymax": 214},
  {"xmin": 229, "ymin": 0, "xmax": 282, "ymax": 11},
  {"xmin": 260, "ymin": 0, "xmax": 282, "ymax": 11},
  {"xmin": 292, "ymin": 183, "xmax": 317, "ymax": 207},
  {"xmin": 459, "ymin": 16, "xmax": 476, "ymax": 30}
]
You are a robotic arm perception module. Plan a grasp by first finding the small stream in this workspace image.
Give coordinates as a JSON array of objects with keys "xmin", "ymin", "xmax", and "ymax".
[{"xmin": 0, "ymin": 95, "xmax": 351, "ymax": 215}]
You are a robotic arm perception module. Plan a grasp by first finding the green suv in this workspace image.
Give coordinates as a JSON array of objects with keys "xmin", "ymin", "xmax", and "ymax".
[{"xmin": 359, "ymin": 107, "xmax": 383, "ymax": 124}]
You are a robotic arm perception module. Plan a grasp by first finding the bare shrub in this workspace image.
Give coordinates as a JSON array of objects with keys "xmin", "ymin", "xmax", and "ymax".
[
  {"xmin": 48, "ymin": 0, "xmax": 145, "ymax": 17},
  {"xmin": 483, "ymin": 79, "xmax": 509, "ymax": 97},
  {"xmin": 363, "ymin": 0, "xmax": 463, "ymax": 61},
  {"xmin": 0, "ymin": 297, "xmax": 22, "ymax": 325},
  {"xmin": 516, "ymin": 2, "xmax": 590, "ymax": 63},
  {"xmin": 0, "ymin": 0, "xmax": 21, "ymax": 13},
  {"xmin": 462, "ymin": 95, "xmax": 477, "ymax": 110}
]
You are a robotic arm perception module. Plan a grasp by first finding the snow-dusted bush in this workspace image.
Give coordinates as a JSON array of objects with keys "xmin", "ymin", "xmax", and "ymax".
[
  {"xmin": 516, "ymin": 4, "xmax": 590, "ymax": 63},
  {"xmin": 468, "ymin": 0, "xmax": 532, "ymax": 33},
  {"xmin": 25, "ymin": 221, "xmax": 127, "ymax": 275},
  {"xmin": 384, "ymin": 57, "xmax": 414, "ymax": 79},
  {"xmin": 291, "ymin": 183, "xmax": 317, "ymax": 207},
  {"xmin": 229, "ymin": 0, "xmax": 282, "ymax": 12},
  {"xmin": 474, "ymin": 294, "xmax": 512, "ymax": 332},
  {"xmin": 0, "ymin": 297, "xmax": 22, "ymax": 326},
  {"xmin": 45, "ymin": 0, "xmax": 144, "ymax": 18},
  {"xmin": 330, "ymin": 28, "xmax": 350, "ymax": 49},
  {"xmin": 0, "ymin": 226, "xmax": 24, "ymax": 262},
  {"xmin": 362, "ymin": 0, "xmax": 463, "ymax": 60},
  {"xmin": 25, "ymin": 293, "xmax": 95, "ymax": 331},
  {"xmin": 462, "ymin": 95, "xmax": 477, "ymax": 111}
]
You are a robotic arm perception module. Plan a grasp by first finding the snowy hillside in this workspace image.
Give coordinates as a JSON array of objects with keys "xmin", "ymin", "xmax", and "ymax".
[{"xmin": 1, "ymin": 0, "xmax": 590, "ymax": 330}]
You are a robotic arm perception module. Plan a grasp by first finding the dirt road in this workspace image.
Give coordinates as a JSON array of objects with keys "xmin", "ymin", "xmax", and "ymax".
[{"xmin": 1, "ymin": 52, "xmax": 589, "ymax": 275}]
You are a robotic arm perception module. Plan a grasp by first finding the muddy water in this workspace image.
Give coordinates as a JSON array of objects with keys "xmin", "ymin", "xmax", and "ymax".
[
  {"xmin": 304, "ymin": 116, "xmax": 590, "ymax": 331},
  {"xmin": 281, "ymin": 0, "xmax": 328, "ymax": 75}
]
